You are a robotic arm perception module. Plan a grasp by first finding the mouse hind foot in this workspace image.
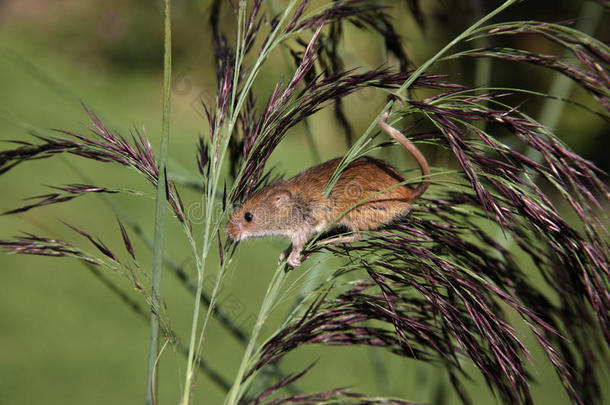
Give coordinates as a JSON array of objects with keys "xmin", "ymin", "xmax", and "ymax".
[
  {"xmin": 316, "ymin": 232, "xmax": 362, "ymax": 246},
  {"xmin": 280, "ymin": 232, "xmax": 363, "ymax": 268}
]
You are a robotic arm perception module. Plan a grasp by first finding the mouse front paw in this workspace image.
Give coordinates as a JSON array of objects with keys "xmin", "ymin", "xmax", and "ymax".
[
  {"xmin": 287, "ymin": 254, "xmax": 302, "ymax": 267},
  {"xmin": 279, "ymin": 245, "xmax": 303, "ymax": 267},
  {"xmin": 278, "ymin": 252, "xmax": 301, "ymax": 267}
]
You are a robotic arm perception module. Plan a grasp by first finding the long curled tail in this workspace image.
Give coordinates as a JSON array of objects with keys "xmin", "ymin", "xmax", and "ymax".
[{"xmin": 378, "ymin": 111, "xmax": 430, "ymax": 199}]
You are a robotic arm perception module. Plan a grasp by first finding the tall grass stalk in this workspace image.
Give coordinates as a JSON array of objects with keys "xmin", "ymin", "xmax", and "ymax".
[
  {"xmin": 225, "ymin": 265, "xmax": 288, "ymax": 405},
  {"xmin": 180, "ymin": 1, "xmax": 301, "ymax": 402},
  {"xmin": 146, "ymin": 0, "xmax": 172, "ymax": 403}
]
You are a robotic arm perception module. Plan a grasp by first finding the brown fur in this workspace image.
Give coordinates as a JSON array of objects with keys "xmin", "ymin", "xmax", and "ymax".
[{"xmin": 226, "ymin": 112, "xmax": 429, "ymax": 267}]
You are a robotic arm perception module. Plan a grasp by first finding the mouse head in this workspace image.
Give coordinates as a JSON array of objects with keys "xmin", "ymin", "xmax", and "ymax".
[{"xmin": 226, "ymin": 186, "xmax": 296, "ymax": 241}]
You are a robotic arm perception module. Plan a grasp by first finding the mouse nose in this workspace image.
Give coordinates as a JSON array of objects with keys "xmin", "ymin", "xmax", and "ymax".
[{"xmin": 226, "ymin": 221, "xmax": 242, "ymax": 241}]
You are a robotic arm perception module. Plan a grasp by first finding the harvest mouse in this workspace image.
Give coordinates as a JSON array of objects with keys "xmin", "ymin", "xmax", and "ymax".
[{"xmin": 226, "ymin": 111, "xmax": 430, "ymax": 267}]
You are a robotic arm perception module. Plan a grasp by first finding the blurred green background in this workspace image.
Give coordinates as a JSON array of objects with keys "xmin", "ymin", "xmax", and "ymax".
[{"xmin": 0, "ymin": 1, "xmax": 608, "ymax": 404}]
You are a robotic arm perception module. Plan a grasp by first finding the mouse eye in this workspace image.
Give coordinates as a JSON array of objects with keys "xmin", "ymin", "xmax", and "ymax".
[{"xmin": 244, "ymin": 212, "xmax": 253, "ymax": 222}]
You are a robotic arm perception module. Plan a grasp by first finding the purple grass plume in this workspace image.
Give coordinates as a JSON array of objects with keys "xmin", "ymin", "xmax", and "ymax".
[
  {"xmin": 201, "ymin": 4, "xmax": 609, "ymax": 404},
  {"xmin": 0, "ymin": 108, "xmax": 187, "ymax": 224}
]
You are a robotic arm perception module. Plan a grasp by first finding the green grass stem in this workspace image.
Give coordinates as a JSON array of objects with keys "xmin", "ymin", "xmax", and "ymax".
[
  {"xmin": 146, "ymin": 0, "xmax": 172, "ymax": 403},
  {"xmin": 225, "ymin": 265, "xmax": 288, "ymax": 405}
]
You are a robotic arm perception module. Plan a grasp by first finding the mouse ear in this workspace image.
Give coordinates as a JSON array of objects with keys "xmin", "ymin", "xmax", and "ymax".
[{"xmin": 271, "ymin": 190, "xmax": 292, "ymax": 207}]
